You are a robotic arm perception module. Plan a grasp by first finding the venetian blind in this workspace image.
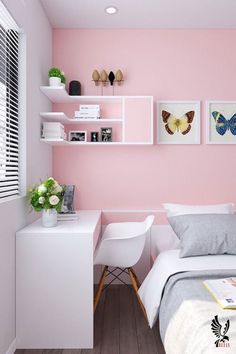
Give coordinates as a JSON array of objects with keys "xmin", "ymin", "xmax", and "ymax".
[{"xmin": 0, "ymin": 1, "xmax": 20, "ymax": 200}]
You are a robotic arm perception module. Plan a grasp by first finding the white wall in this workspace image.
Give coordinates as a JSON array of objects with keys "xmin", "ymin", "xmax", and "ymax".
[{"xmin": 0, "ymin": 1, "xmax": 52, "ymax": 353}]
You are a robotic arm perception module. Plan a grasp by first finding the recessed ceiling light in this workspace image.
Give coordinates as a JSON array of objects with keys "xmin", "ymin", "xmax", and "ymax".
[{"xmin": 105, "ymin": 6, "xmax": 118, "ymax": 15}]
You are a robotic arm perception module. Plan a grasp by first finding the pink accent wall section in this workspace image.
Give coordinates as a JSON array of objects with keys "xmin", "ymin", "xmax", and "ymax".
[
  {"xmin": 53, "ymin": 29, "xmax": 236, "ymax": 222},
  {"xmin": 124, "ymin": 98, "xmax": 152, "ymax": 143}
]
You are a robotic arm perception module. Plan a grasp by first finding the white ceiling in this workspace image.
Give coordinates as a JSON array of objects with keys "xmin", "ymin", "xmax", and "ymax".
[{"xmin": 40, "ymin": 0, "xmax": 236, "ymax": 29}]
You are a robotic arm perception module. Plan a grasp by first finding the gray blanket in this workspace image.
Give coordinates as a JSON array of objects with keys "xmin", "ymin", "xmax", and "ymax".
[{"xmin": 159, "ymin": 270, "xmax": 236, "ymax": 353}]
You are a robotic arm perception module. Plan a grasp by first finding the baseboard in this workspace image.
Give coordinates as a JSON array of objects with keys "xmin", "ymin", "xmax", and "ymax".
[{"xmin": 6, "ymin": 338, "xmax": 17, "ymax": 354}]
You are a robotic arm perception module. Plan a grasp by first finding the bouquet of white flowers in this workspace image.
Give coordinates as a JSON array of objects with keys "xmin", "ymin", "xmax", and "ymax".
[{"xmin": 28, "ymin": 177, "xmax": 64, "ymax": 213}]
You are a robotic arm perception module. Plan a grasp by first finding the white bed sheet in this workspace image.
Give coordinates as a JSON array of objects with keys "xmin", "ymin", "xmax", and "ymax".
[{"xmin": 138, "ymin": 249, "xmax": 236, "ymax": 328}]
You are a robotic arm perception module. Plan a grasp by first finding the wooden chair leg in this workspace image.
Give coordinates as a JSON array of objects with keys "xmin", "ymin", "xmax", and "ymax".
[
  {"xmin": 128, "ymin": 267, "xmax": 149, "ymax": 324},
  {"xmin": 94, "ymin": 265, "xmax": 108, "ymax": 312},
  {"xmin": 129, "ymin": 266, "xmax": 141, "ymax": 288}
]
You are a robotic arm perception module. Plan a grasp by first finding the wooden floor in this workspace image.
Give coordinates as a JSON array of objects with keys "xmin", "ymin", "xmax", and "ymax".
[{"xmin": 15, "ymin": 285, "xmax": 165, "ymax": 354}]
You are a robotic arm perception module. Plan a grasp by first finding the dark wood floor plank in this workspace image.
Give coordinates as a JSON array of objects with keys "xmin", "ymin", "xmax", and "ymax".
[
  {"xmin": 153, "ymin": 319, "xmax": 166, "ymax": 354},
  {"xmin": 100, "ymin": 285, "xmax": 120, "ymax": 354},
  {"xmin": 17, "ymin": 285, "xmax": 165, "ymax": 354},
  {"xmin": 82, "ymin": 285, "xmax": 106, "ymax": 354},
  {"xmin": 119, "ymin": 286, "xmax": 139, "ymax": 354},
  {"xmin": 43, "ymin": 350, "xmax": 62, "ymax": 354},
  {"xmin": 132, "ymin": 289, "xmax": 162, "ymax": 354},
  {"xmin": 15, "ymin": 350, "xmax": 25, "ymax": 354},
  {"xmin": 22, "ymin": 351, "xmax": 43, "ymax": 354},
  {"xmin": 63, "ymin": 350, "xmax": 82, "ymax": 354}
]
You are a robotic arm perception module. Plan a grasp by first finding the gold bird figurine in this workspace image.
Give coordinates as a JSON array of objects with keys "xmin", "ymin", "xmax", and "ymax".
[
  {"xmin": 92, "ymin": 70, "xmax": 100, "ymax": 86},
  {"xmin": 115, "ymin": 69, "xmax": 123, "ymax": 85},
  {"xmin": 100, "ymin": 70, "xmax": 108, "ymax": 86}
]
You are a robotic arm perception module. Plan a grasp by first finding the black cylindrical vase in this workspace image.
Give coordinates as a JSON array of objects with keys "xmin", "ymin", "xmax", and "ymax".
[{"xmin": 69, "ymin": 80, "xmax": 81, "ymax": 95}]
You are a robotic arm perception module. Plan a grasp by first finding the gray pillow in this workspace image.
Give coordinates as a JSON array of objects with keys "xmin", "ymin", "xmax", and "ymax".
[{"xmin": 168, "ymin": 214, "xmax": 236, "ymax": 258}]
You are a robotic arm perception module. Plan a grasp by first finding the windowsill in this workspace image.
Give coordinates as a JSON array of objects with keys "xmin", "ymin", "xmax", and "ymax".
[{"xmin": 0, "ymin": 194, "xmax": 26, "ymax": 205}]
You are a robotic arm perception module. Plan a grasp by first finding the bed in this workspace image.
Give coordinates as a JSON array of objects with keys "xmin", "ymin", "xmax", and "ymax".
[{"xmin": 138, "ymin": 204, "xmax": 236, "ymax": 354}]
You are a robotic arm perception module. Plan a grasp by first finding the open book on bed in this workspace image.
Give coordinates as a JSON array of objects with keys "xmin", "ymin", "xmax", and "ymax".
[{"xmin": 203, "ymin": 278, "xmax": 236, "ymax": 309}]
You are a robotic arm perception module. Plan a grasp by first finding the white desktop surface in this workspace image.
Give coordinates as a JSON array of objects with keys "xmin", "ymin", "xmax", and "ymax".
[{"xmin": 17, "ymin": 210, "xmax": 101, "ymax": 235}]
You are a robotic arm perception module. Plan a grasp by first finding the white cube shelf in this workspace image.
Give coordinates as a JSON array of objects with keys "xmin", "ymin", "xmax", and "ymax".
[{"xmin": 40, "ymin": 86, "xmax": 153, "ymax": 146}]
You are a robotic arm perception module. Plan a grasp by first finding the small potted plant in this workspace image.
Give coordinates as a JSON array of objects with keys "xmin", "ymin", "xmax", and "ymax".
[
  {"xmin": 28, "ymin": 177, "xmax": 64, "ymax": 227},
  {"xmin": 60, "ymin": 71, "xmax": 66, "ymax": 87},
  {"xmin": 48, "ymin": 67, "xmax": 62, "ymax": 86}
]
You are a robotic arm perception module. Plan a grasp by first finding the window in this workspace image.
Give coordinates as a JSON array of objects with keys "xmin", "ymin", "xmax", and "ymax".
[{"xmin": 0, "ymin": 2, "xmax": 20, "ymax": 200}]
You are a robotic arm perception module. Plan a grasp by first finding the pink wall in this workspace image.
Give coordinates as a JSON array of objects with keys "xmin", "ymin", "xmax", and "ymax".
[{"xmin": 52, "ymin": 29, "xmax": 236, "ymax": 218}]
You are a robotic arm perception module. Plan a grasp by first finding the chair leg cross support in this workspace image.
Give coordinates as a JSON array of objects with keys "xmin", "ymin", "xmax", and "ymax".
[
  {"xmin": 94, "ymin": 265, "xmax": 149, "ymax": 324},
  {"xmin": 104, "ymin": 268, "xmax": 130, "ymax": 289}
]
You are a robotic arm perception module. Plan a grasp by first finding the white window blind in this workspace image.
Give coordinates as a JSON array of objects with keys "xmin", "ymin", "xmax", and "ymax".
[{"xmin": 0, "ymin": 2, "xmax": 20, "ymax": 200}]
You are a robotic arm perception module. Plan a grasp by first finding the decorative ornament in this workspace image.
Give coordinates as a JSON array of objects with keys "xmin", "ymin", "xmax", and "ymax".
[
  {"xmin": 91, "ymin": 69, "xmax": 124, "ymax": 95},
  {"xmin": 92, "ymin": 70, "xmax": 100, "ymax": 86},
  {"xmin": 115, "ymin": 70, "xmax": 123, "ymax": 85},
  {"xmin": 100, "ymin": 70, "xmax": 108, "ymax": 86},
  {"xmin": 108, "ymin": 71, "xmax": 115, "ymax": 86}
]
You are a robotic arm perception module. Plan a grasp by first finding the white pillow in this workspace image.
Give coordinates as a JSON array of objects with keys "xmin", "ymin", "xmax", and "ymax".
[{"xmin": 163, "ymin": 203, "xmax": 235, "ymax": 217}]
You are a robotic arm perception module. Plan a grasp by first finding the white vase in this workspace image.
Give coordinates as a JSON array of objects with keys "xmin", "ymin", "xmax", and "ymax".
[
  {"xmin": 42, "ymin": 209, "xmax": 57, "ymax": 228},
  {"xmin": 49, "ymin": 77, "xmax": 61, "ymax": 86}
]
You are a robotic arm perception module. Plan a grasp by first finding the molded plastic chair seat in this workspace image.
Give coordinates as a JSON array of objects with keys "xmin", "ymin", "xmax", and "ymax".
[{"xmin": 94, "ymin": 215, "xmax": 154, "ymax": 321}]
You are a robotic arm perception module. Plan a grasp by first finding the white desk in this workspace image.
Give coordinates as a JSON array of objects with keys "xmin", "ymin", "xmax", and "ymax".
[{"xmin": 16, "ymin": 210, "xmax": 101, "ymax": 349}]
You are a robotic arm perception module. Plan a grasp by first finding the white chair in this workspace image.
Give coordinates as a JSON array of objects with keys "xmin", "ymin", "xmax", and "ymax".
[{"xmin": 94, "ymin": 215, "xmax": 154, "ymax": 320}]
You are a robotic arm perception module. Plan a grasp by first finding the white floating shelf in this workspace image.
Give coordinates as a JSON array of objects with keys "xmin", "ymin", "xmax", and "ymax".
[
  {"xmin": 40, "ymin": 86, "xmax": 124, "ymax": 103},
  {"xmin": 40, "ymin": 139, "xmax": 153, "ymax": 146},
  {"xmin": 40, "ymin": 112, "xmax": 123, "ymax": 124},
  {"xmin": 40, "ymin": 139, "xmax": 123, "ymax": 146},
  {"xmin": 72, "ymin": 119, "xmax": 123, "ymax": 124}
]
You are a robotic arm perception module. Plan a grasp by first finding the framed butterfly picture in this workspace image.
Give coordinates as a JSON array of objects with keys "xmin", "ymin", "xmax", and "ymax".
[
  {"xmin": 157, "ymin": 101, "xmax": 201, "ymax": 144},
  {"xmin": 206, "ymin": 101, "xmax": 236, "ymax": 144}
]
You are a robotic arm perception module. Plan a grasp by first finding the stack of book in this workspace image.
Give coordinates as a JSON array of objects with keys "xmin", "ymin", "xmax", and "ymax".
[
  {"xmin": 42, "ymin": 122, "xmax": 66, "ymax": 140},
  {"xmin": 74, "ymin": 104, "xmax": 100, "ymax": 120},
  {"xmin": 58, "ymin": 211, "xmax": 79, "ymax": 221}
]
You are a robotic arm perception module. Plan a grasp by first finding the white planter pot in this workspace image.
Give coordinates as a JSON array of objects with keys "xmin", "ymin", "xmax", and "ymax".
[
  {"xmin": 42, "ymin": 209, "xmax": 57, "ymax": 228},
  {"xmin": 49, "ymin": 77, "xmax": 61, "ymax": 86}
]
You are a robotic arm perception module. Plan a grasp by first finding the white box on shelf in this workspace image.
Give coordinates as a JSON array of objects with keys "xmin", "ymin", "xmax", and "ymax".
[
  {"xmin": 42, "ymin": 131, "xmax": 66, "ymax": 140},
  {"xmin": 43, "ymin": 122, "xmax": 64, "ymax": 129},
  {"xmin": 42, "ymin": 135, "xmax": 65, "ymax": 140},
  {"xmin": 43, "ymin": 129, "xmax": 65, "ymax": 134},
  {"xmin": 42, "ymin": 122, "xmax": 65, "ymax": 138}
]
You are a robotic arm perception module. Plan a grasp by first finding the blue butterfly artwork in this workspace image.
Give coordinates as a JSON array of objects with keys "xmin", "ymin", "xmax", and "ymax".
[{"xmin": 212, "ymin": 111, "xmax": 236, "ymax": 136}]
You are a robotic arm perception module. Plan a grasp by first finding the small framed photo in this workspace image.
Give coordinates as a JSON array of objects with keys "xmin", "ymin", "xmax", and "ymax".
[
  {"xmin": 60, "ymin": 185, "xmax": 75, "ymax": 214},
  {"xmin": 101, "ymin": 127, "xmax": 112, "ymax": 142},
  {"xmin": 206, "ymin": 101, "xmax": 236, "ymax": 144},
  {"xmin": 157, "ymin": 101, "xmax": 201, "ymax": 144},
  {"xmin": 69, "ymin": 131, "xmax": 87, "ymax": 142},
  {"xmin": 90, "ymin": 131, "xmax": 99, "ymax": 142}
]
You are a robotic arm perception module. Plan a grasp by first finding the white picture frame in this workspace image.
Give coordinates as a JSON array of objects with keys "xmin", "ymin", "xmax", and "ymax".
[
  {"xmin": 68, "ymin": 130, "xmax": 87, "ymax": 143},
  {"xmin": 206, "ymin": 101, "xmax": 236, "ymax": 144},
  {"xmin": 157, "ymin": 101, "xmax": 201, "ymax": 144}
]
